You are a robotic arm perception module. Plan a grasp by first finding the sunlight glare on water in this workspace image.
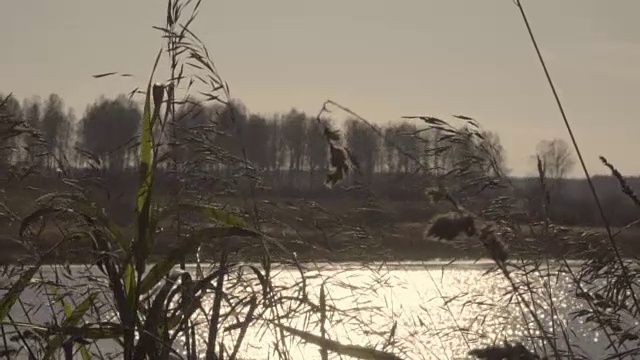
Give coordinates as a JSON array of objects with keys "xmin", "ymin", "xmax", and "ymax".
[
  {"xmin": 5, "ymin": 261, "xmax": 612, "ymax": 360},
  {"xmin": 190, "ymin": 261, "xmax": 603, "ymax": 360}
]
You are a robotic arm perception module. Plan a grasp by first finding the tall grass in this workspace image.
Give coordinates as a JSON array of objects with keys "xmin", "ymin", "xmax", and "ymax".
[
  {"xmin": 2, "ymin": 0, "xmax": 640, "ymax": 360},
  {"xmin": 301, "ymin": 2, "xmax": 640, "ymax": 358},
  {"xmin": 404, "ymin": 2, "xmax": 640, "ymax": 359},
  {"xmin": 0, "ymin": 1, "xmax": 407, "ymax": 359}
]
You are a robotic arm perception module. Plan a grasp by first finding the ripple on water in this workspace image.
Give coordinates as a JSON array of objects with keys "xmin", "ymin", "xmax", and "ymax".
[{"xmin": 4, "ymin": 262, "xmax": 617, "ymax": 359}]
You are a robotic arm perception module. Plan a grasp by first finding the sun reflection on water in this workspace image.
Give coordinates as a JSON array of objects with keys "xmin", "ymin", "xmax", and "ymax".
[
  {"xmin": 188, "ymin": 261, "xmax": 606, "ymax": 360},
  {"xmin": 6, "ymin": 262, "xmax": 614, "ymax": 360}
]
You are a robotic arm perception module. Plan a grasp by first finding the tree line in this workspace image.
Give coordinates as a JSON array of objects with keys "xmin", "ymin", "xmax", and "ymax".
[
  {"xmin": 3, "ymin": 91, "xmax": 588, "ymax": 207},
  {"xmin": 0, "ymin": 92, "xmax": 513, "ymax": 191},
  {"xmin": 6, "ymin": 91, "xmax": 640, "ymax": 228}
]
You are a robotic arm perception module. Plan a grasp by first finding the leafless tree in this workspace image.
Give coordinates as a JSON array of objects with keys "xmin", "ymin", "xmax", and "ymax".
[
  {"xmin": 282, "ymin": 109, "xmax": 307, "ymax": 183},
  {"xmin": 535, "ymin": 138, "xmax": 575, "ymax": 179},
  {"xmin": 345, "ymin": 118, "xmax": 381, "ymax": 184},
  {"xmin": 0, "ymin": 94, "xmax": 23, "ymax": 166},
  {"xmin": 41, "ymin": 93, "xmax": 72, "ymax": 171}
]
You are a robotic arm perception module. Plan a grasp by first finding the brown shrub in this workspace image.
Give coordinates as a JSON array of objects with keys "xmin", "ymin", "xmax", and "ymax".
[{"xmin": 424, "ymin": 211, "xmax": 477, "ymax": 241}]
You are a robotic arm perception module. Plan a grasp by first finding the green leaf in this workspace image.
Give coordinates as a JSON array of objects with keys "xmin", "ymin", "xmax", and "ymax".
[
  {"xmin": 43, "ymin": 294, "xmax": 97, "ymax": 359},
  {"xmin": 80, "ymin": 345, "xmax": 91, "ymax": 360},
  {"xmin": 138, "ymin": 245, "xmax": 195, "ymax": 296},
  {"xmin": 138, "ymin": 226, "xmax": 258, "ymax": 295},
  {"xmin": 19, "ymin": 207, "xmax": 66, "ymax": 238},
  {"xmin": 0, "ymin": 263, "xmax": 42, "ymax": 321},
  {"xmin": 34, "ymin": 192, "xmax": 88, "ymax": 206},
  {"xmin": 133, "ymin": 271, "xmax": 183, "ymax": 359},
  {"xmin": 134, "ymin": 48, "xmax": 162, "ymax": 276},
  {"xmin": 70, "ymin": 324, "xmax": 124, "ymax": 340},
  {"xmin": 156, "ymin": 203, "xmax": 248, "ymax": 228},
  {"xmin": 274, "ymin": 324, "xmax": 405, "ymax": 360},
  {"xmin": 201, "ymin": 206, "xmax": 246, "ymax": 227},
  {"xmin": 0, "ymin": 322, "xmax": 124, "ymax": 340},
  {"xmin": 121, "ymin": 260, "xmax": 137, "ymax": 358},
  {"xmin": 49, "ymin": 286, "xmax": 72, "ymax": 323},
  {"xmin": 123, "ymin": 262, "xmax": 136, "ymax": 302},
  {"xmin": 63, "ymin": 294, "xmax": 96, "ymax": 327},
  {"xmin": 194, "ymin": 225, "xmax": 260, "ymax": 248},
  {"xmin": 60, "ymin": 292, "xmax": 72, "ymax": 318},
  {"xmin": 93, "ymin": 209, "xmax": 127, "ymax": 251}
]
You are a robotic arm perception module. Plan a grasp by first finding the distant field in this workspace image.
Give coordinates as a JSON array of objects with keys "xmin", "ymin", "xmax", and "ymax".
[{"xmin": 3, "ymin": 184, "xmax": 640, "ymax": 264}]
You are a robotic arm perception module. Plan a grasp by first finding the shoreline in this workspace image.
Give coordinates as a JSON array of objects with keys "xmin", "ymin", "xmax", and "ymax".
[{"xmin": 0, "ymin": 253, "xmax": 617, "ymax": 268}]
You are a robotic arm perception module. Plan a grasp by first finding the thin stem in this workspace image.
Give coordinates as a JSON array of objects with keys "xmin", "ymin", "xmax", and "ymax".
[
  {"xmin": 514, "ymin": 0, "xmax": 640, "ymax": 315},
  {"xmin": 165, "ymin": 1, "xmax": 192, "ymax": 356},
  {"xmin": 1, "ymin": 323, "xmax": 10, "ymax": 360}
]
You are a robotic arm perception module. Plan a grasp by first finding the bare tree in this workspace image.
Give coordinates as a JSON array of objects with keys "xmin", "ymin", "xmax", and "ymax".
[
  {"xmin": 0, "ymin": 94, "xmax": 23, "ymax": 166},
  {"xmin": 41, "ymin": 93, "xmax": 71, "ymax": 171},
  {"xmin": 345, "ymin": 118, "xmax": 381, "ymax": 184},
  {"xmin": 215, "ymin": 99, "xmax": 248, "ymax": 157},
  {"xmin": 281, "ymin": 109, "xmax": 307, "ymax": 183},
  {"xmin": 19, "ymin": 96, "xmax": 46, "ymax": 168},
  {"xmin": 479, "ymin": 131, "xmax": 508, "ymax": 177},
  {"xmin": 383, "ymin": 125, "xmax": 399, "ymax": 173},
  {"xmin": 535, "ymin": 138, "xmax": 575, "ymax": 179},
  {"xmin": 306, "ymin": 117, "xmax": 328, "ymax": 188},
  {"xmin": 245, "ymin": 114, "xmax": 270, "ymax": 170},
  {"xmin": 384, "ymin": 122, "xmax": 420, "ymax": 173},
  {"xmin": 265, "ymin": 114, "xmax": 285, "ymax": 178},
  {"xmin": 171, "ymin": 103, "xmax": 210, "ymax": 166}
]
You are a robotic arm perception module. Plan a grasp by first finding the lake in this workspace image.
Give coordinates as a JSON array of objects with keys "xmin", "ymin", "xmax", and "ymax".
[{"xmin": 0, "ymin": 260, "xmax": 625, "ymax": 359}]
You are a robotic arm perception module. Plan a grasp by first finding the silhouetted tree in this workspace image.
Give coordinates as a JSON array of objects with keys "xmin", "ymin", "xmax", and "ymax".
[
  {"xmin": 443, "ymin": 126, "xmax": 476, "ymax": 176},
  {"xmin": 0, "ymin": 94, "xmax": 23, "ymax": 165},
  {"xmin": 41, "ymin": 93, "xmax": 71, "ymax": 170},
  {"xmin": 78, "ymin": 95, "xmax": 141, "ymax": 171},
  {"xmin": 383, "ymin": 126, "xmax": 398, "ymax": 173},
  {"xmin": 265, "ymin": 115, "xmax": 285, "ymax": 177},
  {"xmin": 535, "ymin": 138, "xmax": 575, "ymax": 179},
  {"xmin": 282, "ymin": 109, "xmax": 307, "ymax": 183},
  {"xmin": 384, "ymin": 122, "xmax": 420, "ymax": 173},
  {"xmin": 423, "ymin": 125, "xmax": 508, "ymax": 197},
  {"xmin": 245, "ymin": 114, "xmax": 270, "ymax": 170},
  {"xmin": 20, "ymin": 96, "xmax": 45, "ymax": 168},
  {"xmin": 170, "ymin": 103, "xmax": 215, "ymax": 171},
  {"xmin": 479, "ymin": 131, "xmax": 508, "ymax": 177},
  {"xmin": 0, "ymin": 90, "xmax": 526, "ymax": 202},
  {"xmin": 64, "ymin": 108, "xmax": 77, "ymax": 167},
  {"xmin": 306, "ymin": 118, "xmax": 328, "ymax": 187},
  {"xmin": 215, "ymin": 100, "xmax": 248, "ymax": 158},
  {"xmin": 345, "ymin": 118, "xmax": 381, "ymax": 184}
]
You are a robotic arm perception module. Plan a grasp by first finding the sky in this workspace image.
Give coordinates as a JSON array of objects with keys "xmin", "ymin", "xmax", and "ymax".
[{"xmin": 2, "ymin": 0, "xmax": 640, "ymax": 177}]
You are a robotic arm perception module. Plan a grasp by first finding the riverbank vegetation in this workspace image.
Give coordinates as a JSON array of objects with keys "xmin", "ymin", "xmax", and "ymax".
[{"xmin": 2, "ymin": 0, "xmax": 640, "ymax": 359}]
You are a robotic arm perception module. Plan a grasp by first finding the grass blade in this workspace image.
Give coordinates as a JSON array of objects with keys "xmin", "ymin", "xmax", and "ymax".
[
  {"xmin": 139, "ymin": 225, "xmax": 258, "ymax": 295},
  {"xmin": 43, "ymin": 294, "xmax": 97, "ymax": 359},
  {"xmin": 0, "ymin": 262, "xmax": 43, "ymax": 322},
  {"xmin": 134, "ymin": 48, "xmax": 162, "ymax": 276},
  {"xmin": 156, "ymin": 203, "xmax": 248, "ymax": 228},
  {"xmin": 275, "ymin": 324, "xmax": 405, "ymax": 360}
]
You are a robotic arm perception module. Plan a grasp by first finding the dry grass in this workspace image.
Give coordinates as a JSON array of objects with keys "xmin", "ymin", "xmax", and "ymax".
[
  {"xmin": 3, "ymin": 1, "xmax": 640, "ymax": 360},
  {"xmin": 424, "ymin": 211, "xmax": 477, "ymax": 242}
]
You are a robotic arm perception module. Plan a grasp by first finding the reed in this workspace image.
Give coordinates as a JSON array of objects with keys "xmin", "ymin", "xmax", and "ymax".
[{"xmin": 2, "ymin": 1, "xmax": 640, "ymax": 360}]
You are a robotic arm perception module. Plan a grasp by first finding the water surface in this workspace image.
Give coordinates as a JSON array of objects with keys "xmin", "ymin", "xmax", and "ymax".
[{"xmin": 1, "ymin": 260, "xmax": 616, "ymax": 359}]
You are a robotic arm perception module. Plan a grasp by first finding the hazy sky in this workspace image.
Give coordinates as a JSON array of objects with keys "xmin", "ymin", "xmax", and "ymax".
[{"xmin": 2, "ymin": 0, "xmax": 640, "ymax": 177}]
